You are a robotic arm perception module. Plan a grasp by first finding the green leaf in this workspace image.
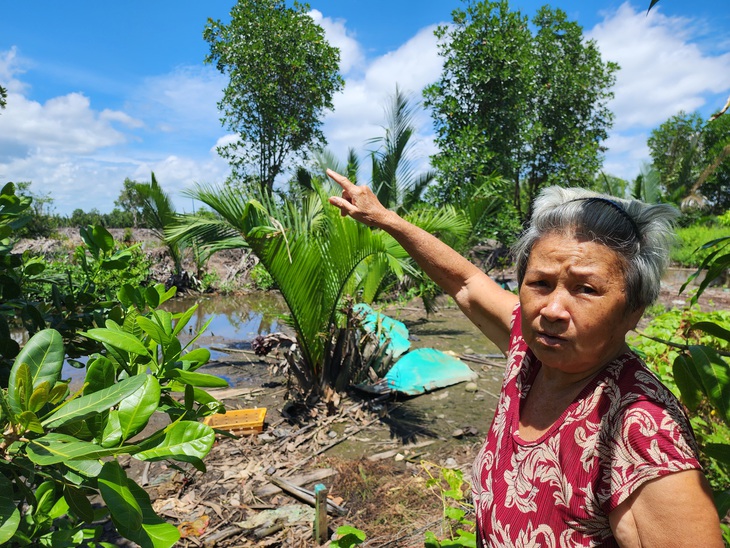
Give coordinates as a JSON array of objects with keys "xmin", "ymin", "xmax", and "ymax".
[
  {"xmin": 672, "ymin": 353, "xmax": 703, "ymax": 411},
  {"xmin": 691, "ymin": 321, "xmax": 730, "ymax": 344},
  {"xmin": 27, "ymin": 433, "xmax": 139, "ymax": 465},
  {"xmin": 84, "ymin": 356, "xmax": 116, "ymax": 395},
  {"xmin": 688, "ymin": 345, "xmax": 730, "ymax": 425},
  {"xmin": 29, "ymin": 381, "xmax": 51, "ymax": 413},
  {"xmin": 135, "ymin": 420, "xmax": 215, "ymax": 463},
  {"xmin": 98, "ymin": 461, "xmax": 143, "ymax": 533},
  {"xmin": 64, "ymin": 458, "xmax": 104, "ymax": 478},
  {"xmin": 118, "ymin": 284, "xmax": 145, "ymax": 310},
  {"xmin": 118, "ymin": 376, "xmax": 161, "ymax": 442},
  {"xmin": 12, "ymin": 362, "xmax": 31, "ymax": 413},
  {"xmin": 704, "ymin": 443, "xmax": 730, "ymax": 467},
  {"xmin": 18, "ymin": 410, "xmax": 44, "ymax": 434},
  {"xmin": 83, "ymin": 328, "xmax": 150, "ymax": 356},
  {"xmin": 137, "ymin": 316, "xmax": 171, "ymax": 346},
  {"xmin": 0, "ymin": 473, "xmax": 20, "ymax": 544},
  {"xmin": 179, "ymin": 347, "xmax": 211, "ymax": 370},
  {"xmin": 172, "ymin": 304, "xmax": 198, "ymax": 337},
  {"xmin": 82, "ymin": 224, "xmax": 114, "ymax": 254},
  {"xmin": 166, "ymin": 369, "xmax": 228, "ymax": 388},
  {"xmin": 99, "ymin": 461, "xmax": 180, "ymax": 548},
  {"xmin": 144, "ymin": 286, "xmax": 160, "ymax": 309},
  {"xmin": 42, "ymin": 374, "xmax": 147, "ymax": 429},
  {"xmin": 7, "ymin": 329, "xmax": 64, "ymax": 414},
  {"xmin": 331, "ymin": 525, "xmax": 367, "ymax": 547},
  {"xmin": 48, "ymin": 382, "xmax": 69, "ymax": 404},
  {"xmin": 101, "ymin": 410, "xmax": 123, "ymax": 448},
  {"xmin": 64, "ymin": 485, "xmax": 95, "ymax": 523}
]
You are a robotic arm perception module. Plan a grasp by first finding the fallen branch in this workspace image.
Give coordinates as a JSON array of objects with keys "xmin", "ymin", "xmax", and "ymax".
[
  {"xmin": 367, "ymin": 440, "xmax": 436, "ymax": 462},
  {"xmin": 267, "ymin": 476, "xmax": 347, "ymax": 516},
  {"xmin": 254, "ymin": 468, "xmax": 337, "ymax": 497}
]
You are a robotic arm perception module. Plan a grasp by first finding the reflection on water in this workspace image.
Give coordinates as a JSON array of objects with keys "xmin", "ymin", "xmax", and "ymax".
[
  {"xmin": 52, "ymin": 292, "xmax": 292, "ymax": 384},
  {"xmin": 166, "ymin": 292, "xmax": 291, "ymax": 342}
]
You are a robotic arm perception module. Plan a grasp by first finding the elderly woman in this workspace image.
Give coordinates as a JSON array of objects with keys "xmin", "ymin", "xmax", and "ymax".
[{"xmin": 326, "ymin": 169, "xmax": 724, "ymax": 547}]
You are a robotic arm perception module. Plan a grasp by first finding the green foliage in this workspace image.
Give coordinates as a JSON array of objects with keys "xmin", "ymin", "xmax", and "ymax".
[
  {"xmin": 648, "ymin": 111, "xmax": 705, "ymax": 203},
  {"xmin": 366, "ymin": 86, "xmax": 436, "ymax": 215},
  {"xmin": 424, "ymin": 0, "xmax": 617, "ymax": 220},
  {"xmin": 0, "ymin": 183, "xmax": 223, "ymax": 544},
  {"xmin": 249, "ymin": 261, "xmax": 275, "ymax": 290},
  {"xmin": 134, "ymin": 173, "xmax": 185, "ymax": 277},
  {"xmin": 171, "ymin": 182, "xmax": 416, "ymax": 397},
  {"xmin": 423, "ymin": 463, "xmax": 476, "ymax": 547},
  {"xmin": 330, "ymin": 525, "xmax": 367, "ymax": 548},
  {"xmin": 647, "ymin": 111, "xmax": 730, "ymax": 213},
  {"xmin": 637, "ymin": 235, "xmax": 730, "ymax": 531},
  {"xmin": 671, "ymin": 224, "xmax": 730, "ymax": 267},
  {"xmin": 204, "ymin": 0, "xmax": 344, "ymax": 193}
]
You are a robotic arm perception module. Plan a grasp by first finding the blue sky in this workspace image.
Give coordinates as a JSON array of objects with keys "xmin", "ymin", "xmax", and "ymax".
[{"xmin": 1, "ymin": 1, "xmax": 729, "ymax": 215}]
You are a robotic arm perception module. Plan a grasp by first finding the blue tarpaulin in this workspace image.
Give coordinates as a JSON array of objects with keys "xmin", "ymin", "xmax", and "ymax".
[
  {"xmin": 353, "ymin": 303, "xmax": 410, "ymax": 360},
  {"xmin": 354, "ymin": 303, "xmax": 478, "ymax": 396},
  {"xmin": 383, "ymin": 347, "xmax": 478, "ymax": 396}
]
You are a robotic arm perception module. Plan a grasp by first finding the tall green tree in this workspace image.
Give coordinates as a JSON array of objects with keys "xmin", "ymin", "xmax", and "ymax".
[
  {"xmin": 424, "ymin": 0, "xmax": 617, "ymax": 219},
  {"xmin": 115, "ymin": 177, "xmax": 147, "ymax": 228},
  {"xmin": 0, "ymin": 84, "xmax": 6, "ymax": 110},
  {"xmin": 692, "ymin": 113, "xmax": 730, "ymax": 212},
  {"xmin": 647, "ymin": 111, "xmax": 730, "ymax": 212},
  {"xmin": 647, "ymin": 111, "xmax": 704, "ymax": 203},
  {"xmin": 204, "ymin": 0, "xmax": 344, "ymax": 194}
]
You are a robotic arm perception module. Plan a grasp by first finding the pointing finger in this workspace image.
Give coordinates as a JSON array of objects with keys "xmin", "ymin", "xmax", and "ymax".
[{"xmin": 326, "ymin": 169, "xmax": 356, "ymax": 190}]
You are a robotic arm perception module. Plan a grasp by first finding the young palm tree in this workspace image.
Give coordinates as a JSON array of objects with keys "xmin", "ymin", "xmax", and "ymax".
[
  {"xmin": 368, "ymin": 86, "xmax": 437, "ymax": 215},
  {"xmin": 167, "ymin": 181, "xmax": 464, "ymax": 397},
  {"xmin": 134, "ymin": 173, "xmax": 184, "ymax": 276}
]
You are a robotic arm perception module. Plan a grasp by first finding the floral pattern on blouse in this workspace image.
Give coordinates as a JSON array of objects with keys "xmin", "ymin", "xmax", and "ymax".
[{"xmin": 472, "ymin": 306, "xmax": 701, "ymax": 547}]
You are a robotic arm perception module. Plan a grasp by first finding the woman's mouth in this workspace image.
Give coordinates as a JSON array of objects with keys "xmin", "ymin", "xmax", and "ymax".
[{"xmin": 535, "ymin": 331, "xmax": 567, "ymax": 346}]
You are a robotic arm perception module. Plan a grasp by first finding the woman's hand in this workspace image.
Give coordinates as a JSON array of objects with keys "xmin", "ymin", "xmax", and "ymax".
[{"xmin": 327, "ymin": 169, "xmax": 392, "ymax": 228}]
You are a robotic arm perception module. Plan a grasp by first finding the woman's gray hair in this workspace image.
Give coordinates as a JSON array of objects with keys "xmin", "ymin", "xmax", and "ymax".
[{"xmin": 513, "ymin": 186, "xmax": 679, "ymax": 311}]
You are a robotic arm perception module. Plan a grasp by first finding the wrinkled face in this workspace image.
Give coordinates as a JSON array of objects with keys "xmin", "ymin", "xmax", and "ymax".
[{"xmin": 519, "ymin": 233, "xmax": 643, "ymax": 376}]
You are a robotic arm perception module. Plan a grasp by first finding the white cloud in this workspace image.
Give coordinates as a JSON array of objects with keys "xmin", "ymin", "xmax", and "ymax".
[
  {"xmin": 0, "ymin": 47, "xmax": 231, "ymax": 214},
  {"xmin": 3, "ymin": 2, "xmax": 729, "ymax": 214},
  {"xmin": 128, "ymin": 66, "xmax": 225, "ymax": 136},
  {"xmin": 589, "ymin": 2, "xmax": 730, "ymax": 179},
  {"xmin": 321, "ymin": 25, "xmax": 443, "ymax": 174},
  {"xmin": 309, "ymin": 9, "xmax": 365, "ymax": 75}
]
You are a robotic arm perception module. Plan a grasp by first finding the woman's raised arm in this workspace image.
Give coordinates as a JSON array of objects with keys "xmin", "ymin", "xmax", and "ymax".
[{"xmin": 327, "ymin": 169, "xmax": 518, "ymax": 353}]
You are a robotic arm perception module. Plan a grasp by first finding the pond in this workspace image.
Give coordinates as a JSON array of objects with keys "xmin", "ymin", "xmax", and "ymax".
[{"xmin": 57, "ymin": 292, "xmax": 503, "ymax": 388}]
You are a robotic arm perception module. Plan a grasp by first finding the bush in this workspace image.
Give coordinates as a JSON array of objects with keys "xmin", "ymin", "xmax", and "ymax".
[
  {"xmin": 249, "ymin": 261, "xmax": 276, "ymax": 290},
  {"xmin": 0, "ymin": 185, "xmax": 224, "ymax": 545},
  {"xmin": 671, "ymin": 223, "xmax": 730, "ymax": 267}
]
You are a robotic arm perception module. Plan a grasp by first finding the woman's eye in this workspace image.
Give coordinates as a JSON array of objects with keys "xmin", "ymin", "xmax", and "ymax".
[{"xmin": 578, "ymin": 285, "xmax": 596, "ymax": 294}]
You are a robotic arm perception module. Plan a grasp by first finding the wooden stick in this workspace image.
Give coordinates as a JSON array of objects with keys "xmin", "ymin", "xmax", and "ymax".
[{"xmin": 314, "ymin": 484, "xmax": 329, "ymax": 544}]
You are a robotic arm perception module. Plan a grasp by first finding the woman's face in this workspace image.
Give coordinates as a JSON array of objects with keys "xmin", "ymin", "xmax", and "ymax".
[{"xmin": 519, "ymin": 232, "xmax": 644, "ymax": 377}]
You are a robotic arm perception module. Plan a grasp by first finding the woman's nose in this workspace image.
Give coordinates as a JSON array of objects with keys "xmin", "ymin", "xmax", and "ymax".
[{"xmin": 541, "ymin": 289, "xmax": 570, "ymax": 321}]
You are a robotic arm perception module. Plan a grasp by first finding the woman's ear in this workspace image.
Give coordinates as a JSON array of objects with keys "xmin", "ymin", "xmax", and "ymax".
[{"xmin": 627, "ymin": 305, "xmax": 646, "ymax": 331}]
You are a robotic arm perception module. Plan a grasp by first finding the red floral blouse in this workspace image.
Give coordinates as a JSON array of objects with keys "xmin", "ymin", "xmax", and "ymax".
[{"xmin": 472, "ymin": 306, "xmax": 701, "ymax": 547}]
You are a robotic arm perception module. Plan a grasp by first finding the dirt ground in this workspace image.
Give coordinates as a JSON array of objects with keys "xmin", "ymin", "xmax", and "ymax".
[{"xmin": 16, "ymin": 228, "xmax": 730, "ymax": 546}]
